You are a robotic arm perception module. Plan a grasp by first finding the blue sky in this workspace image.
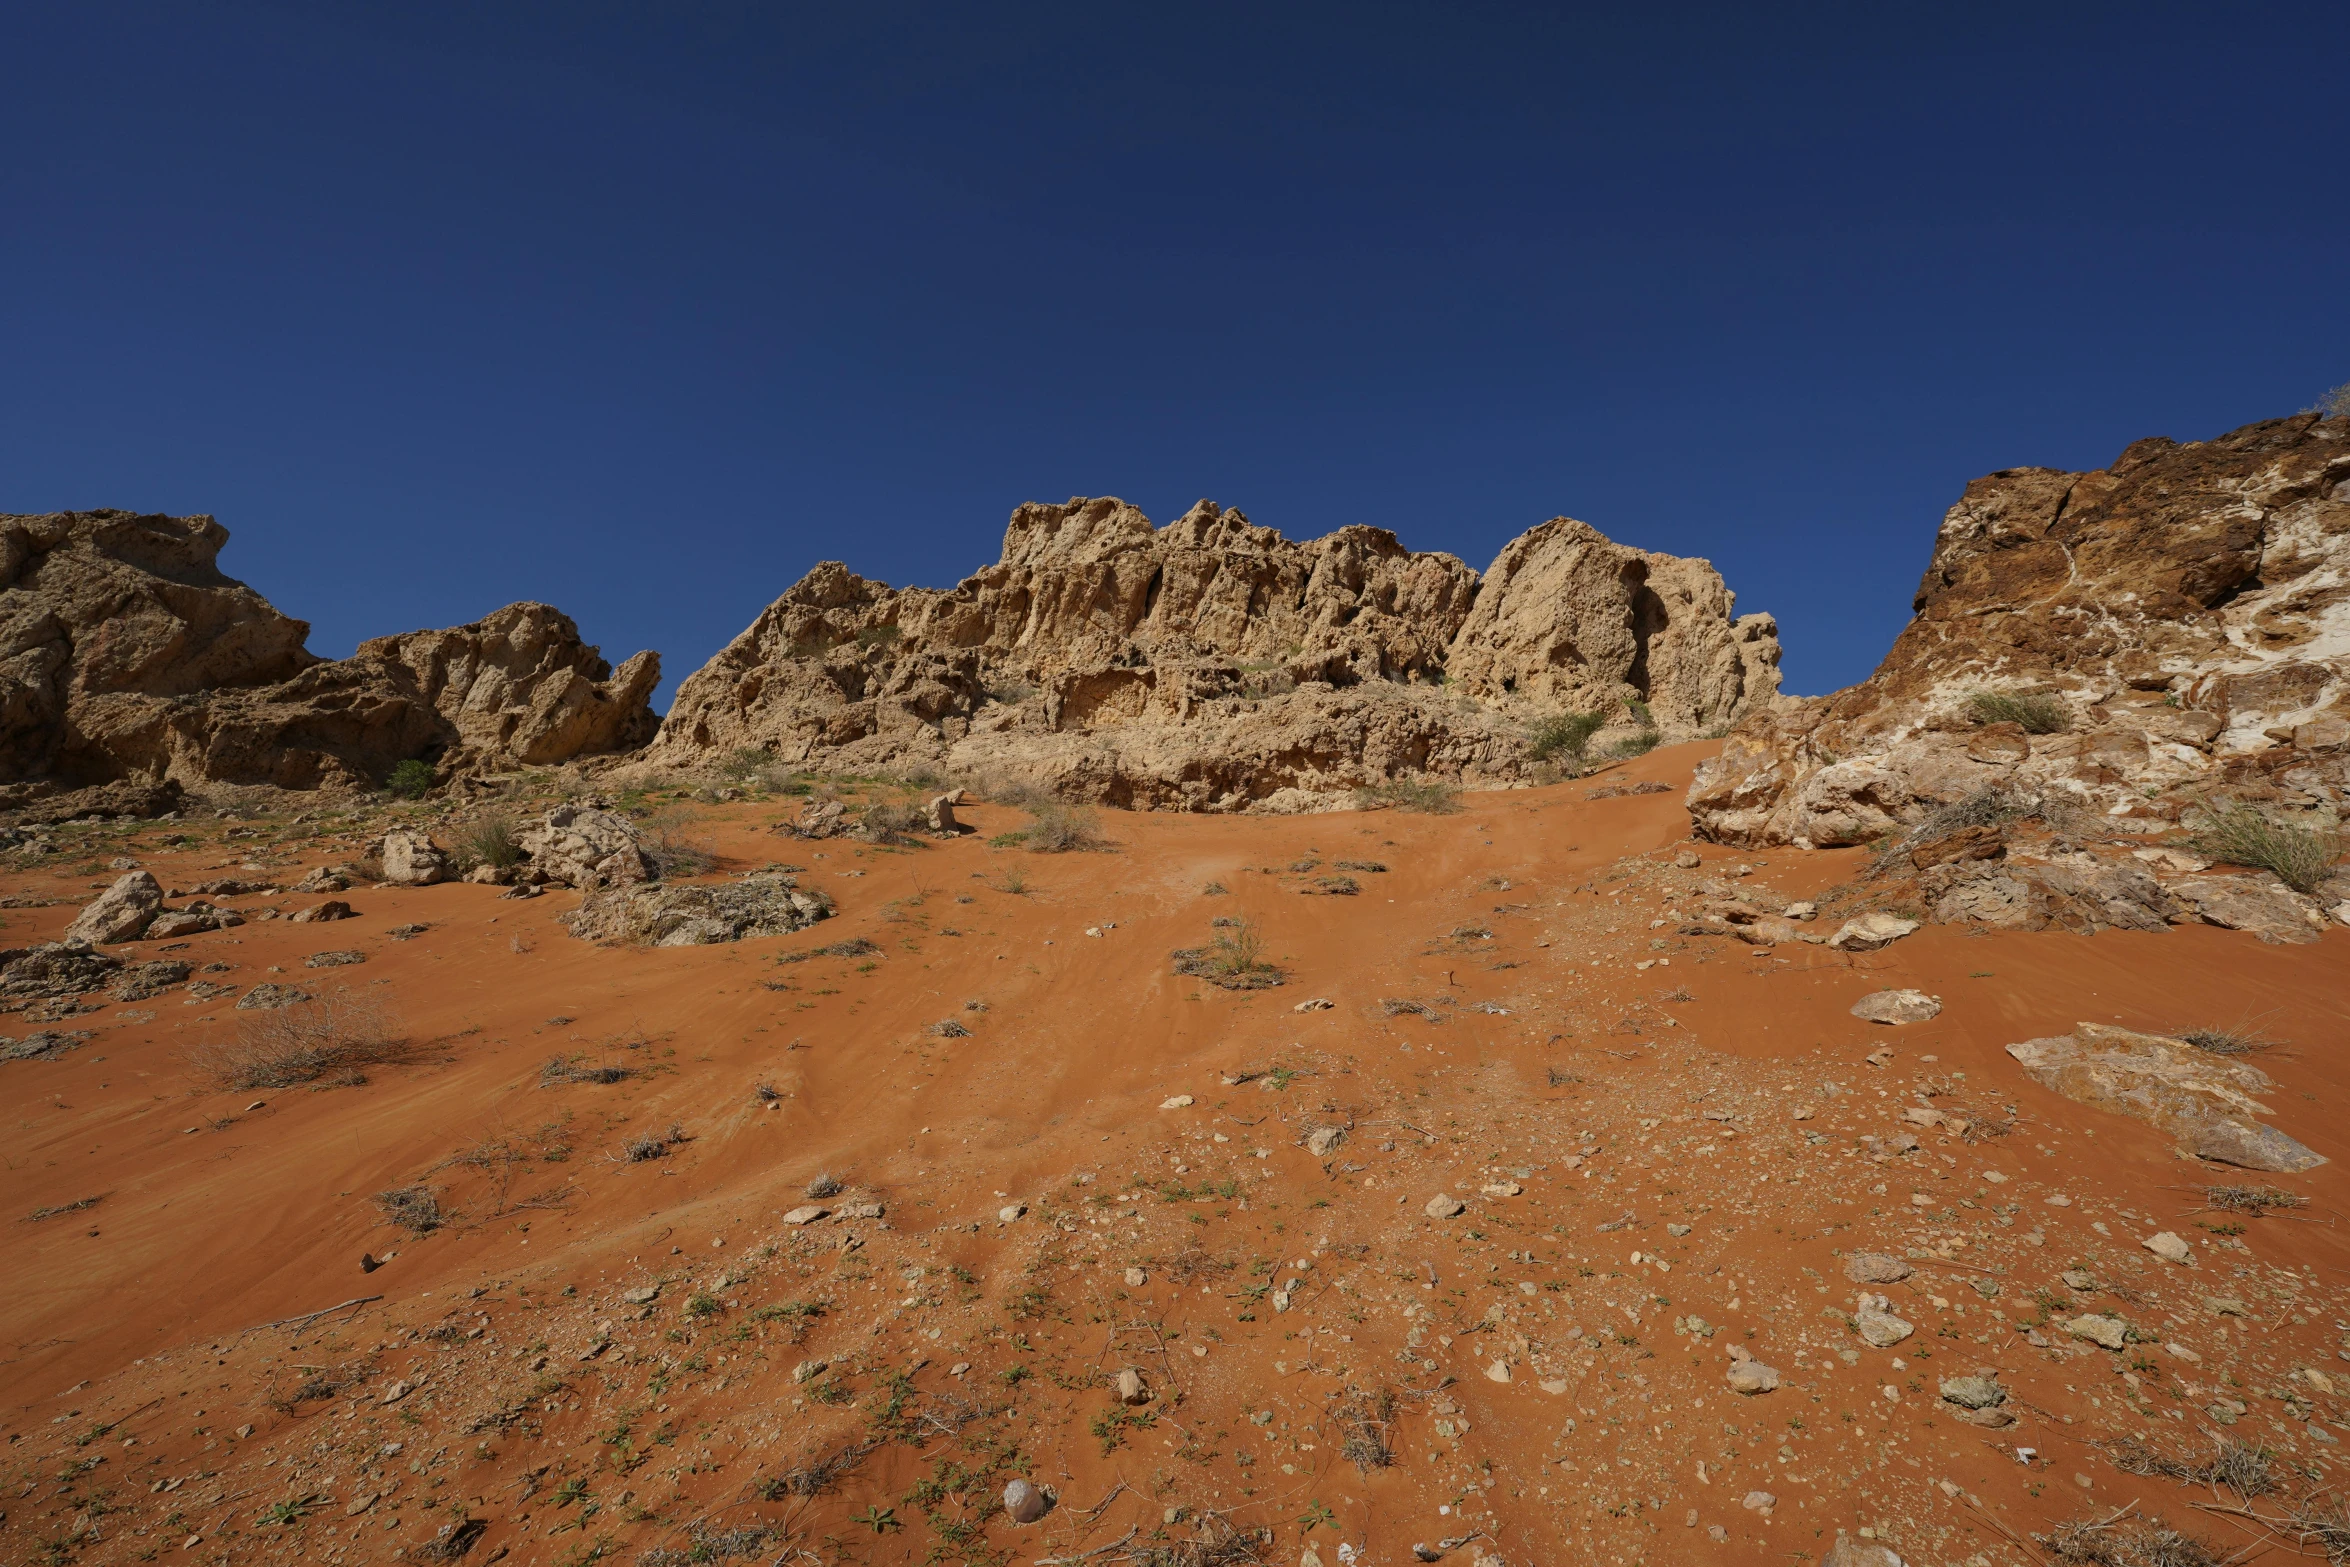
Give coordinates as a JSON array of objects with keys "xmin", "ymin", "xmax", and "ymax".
[{"xmin": 6, "ymin": 2, "xmax": 2346, "ymax": 703}]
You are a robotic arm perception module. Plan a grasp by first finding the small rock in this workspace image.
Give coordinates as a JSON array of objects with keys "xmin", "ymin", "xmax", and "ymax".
[
  {"xmin": 304, "ymin": 949, "xmax": 366, "ymax": 968},
  {"xmin": 289, "ymin": 900, "xmax": 355, "ymax": 923},
  {"xmin": 2143, "ymin": 1231, "xmax": 2194, "ymax": 1265},
  {"xmin": 1160, "ymin": 1095, "xmax": 1195, "ymax": 1109},
  {"xmin": 380, "ymin": 1380, "xmax": 413, "ymax": 1404},
  {"xmin": 1821, "ymin": 1538, "xmax": 1908, "ymax": 1566},
  {"xmin": 234, "ymin": 982, "xmax": 311, "ymax": 1011},
  {"xmin": 1741, "ymin": 1489, "xmax": 1776, "ymax": 1512},
  {"xmin": 998, "ymin": 1203, "xmax": 1027, "ymax": 1223},
  {"xmin": 1292, "ymin": 998, "xmax": 1334, "ymax": 1012},
  {"xmin": 1844, "ymin": 1252, "xmax": 1911, "ymax": 1284},
  {"xmin": 1115, "ymin": 1368, "xmax": 1150, "ymax": 1404},
  {"xmin": 1667, "ymin": 1223, "xmax": 1692, "ymax": 1237},
  {"xmin": 621, "ymin": 1286, "xmax": 659, "ymax": 1304},
  {"xmin": 1939, "ymin": 1373, "xmax": 2006, "ymax": 1410},
  {"xmin": 1124, "ymin": 1267, "xmax": 1147, "ymax": 1287},
  {"xmin": 1725, "ymin": 1360, "xmax": 1780, "ymax": 1395},
  {"xmin": 1424, "ymin": 1194, "xmax": 1467, "ymax": 1219},
  {"xmin": 1003, "ymin": 1478, "xmax": 1052, "ymax": 1525},
  {"xmin": 2062, "ymin": 1269, "xmax": 2095, "ymax": 1290},
  {"xmin": 792, "ymin": 1359, "xmax": 828, "ymax": 1383},
  {"xmin": 780, "ymin": 1205, "xmax": 828, "ymax": 1225},
  {"xmin": 1305, "ymin": 1125, "xmax": 1347, "ymax": 1157},
  {"xmin": 1673, "ymin": 849, "xmax": 1701, "ymax": 869},
  {"xmin": 1855, "ymin": 1295, "xmax": 1914, "ymax": 1348},
  {"xmin": 1849, "ymin": 989, "xmax": 1942, "ymax": 1025},
  {"xmin": 1480, "ymin": 1180, "xmax": 1522, "ymax": 1197},
  {"xmin": 1485, "ymin": 1359, "xmax": 1513, "ymax": 1383},
  {"xmin": 2067, "ymin": 1313, "xmax": 2128, "ymax": 1350},
  {"xmin": 1783, "ymin": 900, "xmax": 1817, "ymax": 920},
  {"xmin": 839, "ymin": 1201, "xmax": 884, "ymax": 1220}
]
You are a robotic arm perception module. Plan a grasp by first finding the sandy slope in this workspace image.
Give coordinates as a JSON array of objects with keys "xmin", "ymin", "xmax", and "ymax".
[{"xmin": 5, "ymin": 742, "xmax": 2348, "ymax": 1567}]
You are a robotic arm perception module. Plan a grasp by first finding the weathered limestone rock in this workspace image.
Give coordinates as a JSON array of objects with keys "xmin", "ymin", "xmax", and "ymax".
[
  {"xmin": 1843, "ymin": 1253, "xmax": 1912, "ymax": 1284},
  {"xmin": 1849, "ymin": 989, "xmax": 1940, "ymax": 1025},
  {"xmin": 376, "ymin": 830, "xmax": 450, "ymax": 886},
  {"xmin": 517, "ymin": 803, "xmax": 655, "ymax": 889},
  {"xmin": 0, "ymin": 510, "xmax": 656, "ymax": 793},
  {"xmin": 650, "ymin": 498, "xmax": 1779, "ymax": 808},
  {"xmin": 2005, "ymin": 1022, "xmax": 2324, "ymax": 1172},
  {"xmin": 1691, "ymin": 414, "xmax": 2350, "ymax": 848},
  {"xmin": 62, "ymin": 871, "xmax": 163, "ymax": 944},
  {"xmin": 560, "ymin": 871, "xmax": 834, "ymax": 946}
]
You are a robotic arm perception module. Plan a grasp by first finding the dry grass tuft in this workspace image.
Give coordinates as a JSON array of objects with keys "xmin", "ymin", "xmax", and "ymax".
[
  {"xmin": 376, "ymin": 1184, "xmax": 445, "ymax": 1234},
  {"xmin": 189, "ymin": 990, "xmax": 412, "ymax": 1090},
  {"xmin": 2042, "ymin": 1508, "xmax": 2223, "ymax": 1567},
  {"xmin": 1171, "ymin": 920, "xmax": 1283, "ymax": 990},
  {"xmin": 2202, "ymin": 1185, "xmax": 2307, "ymax": 1216},
  {"xmin": 2181, "ymin": 1024, "xmax": 2278, "ymax": 1057},
  {"xmin": 2186, "ymin": 796, "xmax": 2345, "ymax": 894},
  {"xmin": 1335, "ymin": 1385, "xmax": 1397, "ymax": 1471}
]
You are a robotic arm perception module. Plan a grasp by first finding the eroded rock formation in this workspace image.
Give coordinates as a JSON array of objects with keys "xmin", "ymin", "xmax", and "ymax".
[
  {"xmin": 0, "ymin": 510, "xmax": 658, "ymax": 800},
  {"xmin": 1690, "ymin": 414, "xmax": 2350, "ymax": 848},
  {"xmin": 652, "ymin": 498, "xmax": 1779, "ymax": 809}
]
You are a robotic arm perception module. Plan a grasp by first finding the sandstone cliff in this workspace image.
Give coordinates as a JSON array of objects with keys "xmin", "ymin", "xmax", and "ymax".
[
  {"xmin": 0, "ymin": 510, "xmax": 659, "ymax": 799},
  {"xmin": 650, "ymin": 498, "xmax": 1780, "ymax": 809},
  {"xmin": 1688, "ymin": 414, "xmax": 2350, "ymax": 849}
]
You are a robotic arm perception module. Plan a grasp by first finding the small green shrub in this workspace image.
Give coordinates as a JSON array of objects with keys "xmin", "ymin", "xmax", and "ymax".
[
  {"xmin": 1172, "ymin": 920, "xmax": 1283, "ymax": 990},
  {"xmin": 1526, "ymin": 711, "xmax": 1606, "ymax": 763},
  {"xmin": 2185, "ymin": 797, "xmax": 2343, "ymax": 894},
  {"xmin": 1025, "ymin": 802, "xmax": 1108, "ymax": 853},
  {"xmin": 1608, "ymin": 730, "xmax": 1662, "ymax": 759},
  {"xmin": 385, "ymin": 759, "xmax": 435, "ymax": 799},
  {"xmin": 1353, "ymin": 778, "xmax": 1460, "ymax": 814},
  {"xmin": 1968, "ymin": 690, "xmax": 2068, "ymax": 734}
]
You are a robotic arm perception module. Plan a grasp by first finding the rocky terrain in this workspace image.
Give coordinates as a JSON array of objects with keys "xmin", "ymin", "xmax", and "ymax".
[
  {"xmin": 1687, "ymin": 411, "xmax": 2350, "ymax": 945},
  {"xmin": 2, "ymin": 748, "xmax": 2347, "ymax": 1567},
  {"xmin": 648, "ymin": 499, "xmax": 1782, "ymax": 810},
  {"xmin": 0, "ymin": 510, "xmax": 659, "ymax": 802}
]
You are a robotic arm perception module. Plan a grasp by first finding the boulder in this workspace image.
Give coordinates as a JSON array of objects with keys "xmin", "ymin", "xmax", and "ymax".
[
  {"xmin": 925, "ymin": 794, "xmax": 962, "ymax": 833},
  {"xmin": 1828, "ymin": 913, "xmax": 1919, "ymax": 952},
  {"xmin": 1724, "ymin": 1359, "xmax": 1780, "ymax": 1395},
  {"xmin": 62, "ymin": 871, "xmax": 163, "ymax": 944},
  {"xmin": 519, "ymin": 803, "xmax": 655, "ymax": 889},
  {"xmin": 1938, "ymin": 1373, "xmax": 2006, "ymax": 1410},
  {"xmin": 2005, "ymin": 1023, "xmax": 2324, "ymax": 1172},
  {"xmin": 2171, "ymin": 873, "xmax": 2324, "ymax": 944},
  {"xmin": 290, "ymin": 900, "xmax": 355, "ymax": 923},
  {"xmin": 2067, "ymin": 1314, "xmax": 2128, "ymax": 1350},
  {"xmin": 1849, "ymin": 989, "xmax": 1941, "ymax": 1025},
  {"xmin": 235, "ymin": 982, "xmax": 311, "ymax": 1010},
  {"xmin": 559, "ymin": 872, "xmax": 834, "ymax": 947},
  {"xmin": 144, "ymin": 910, "xmax": 217, "ymax": 940},
  {"xmin": 0, "ymin": 942, "xmax": 121, "ymax": 999},
  {"xmin": 1425, "ymin": 1194, "xmax": 1468, "ymax": 1219},
  {"xmin": 2143, "ymin": 1231, "xmax": 2195, "ymax": 1265},
  {"xmin": 377, "ymin": 830, "xmax": 450, "ymax": 886}
]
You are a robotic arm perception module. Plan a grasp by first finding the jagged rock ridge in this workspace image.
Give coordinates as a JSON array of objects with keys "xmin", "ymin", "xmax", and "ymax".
[
  {"xmin": 0, "ymin": 510, "xmax": 658, "ymax": 799},
  {"xmin": 651, "ymin": 498, "xmax": 1780, "ymax": 810}
]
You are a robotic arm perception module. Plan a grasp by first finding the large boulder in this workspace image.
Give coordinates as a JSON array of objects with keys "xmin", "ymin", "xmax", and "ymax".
[
  {"xmin": 647, "ymin": 497, "xmax": 1780, "ymax": 808},
  {"xmin": 560, "ymin": 871, "xmax": 834, "ymax": 946},
  {"xmin": 2005, "ymin": 1023, "xmax": 2325, "ymax": 1172},
  {"xmin": 62, "ymin": 871, "xmax": 163, "ymax": 944},
  {"xmin": 376, "ymin": 830, "xmax": 451, "ymax": 886},
  {"xmin": 518, "ymin": 803, "xmax": 655, "ymax": 888}
]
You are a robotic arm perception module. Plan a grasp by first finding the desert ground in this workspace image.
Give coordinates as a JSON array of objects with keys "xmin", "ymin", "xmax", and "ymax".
[{"xmin": 5, "ymin": 743, "xmax": 2346, "ymax": 1567}]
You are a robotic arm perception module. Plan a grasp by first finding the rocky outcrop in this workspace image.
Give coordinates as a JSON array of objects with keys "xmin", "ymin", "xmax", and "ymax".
[
  {"xmin": 2006, "ymin": 1023, "xmax": 2325, "ymax": 1171},
  {"xmin": 1689, "ymin": 415, "xmax": 2350, "ymax": 848},
  {"xmin": 651, "ymin": 498, "xmax": 1780, "ymax": 808},
  {"xmin": 0, "ymin": 510, "xmax": 658, "ymax": 799},
  {"xmin": 561, "ymin": 870, "xmax": 835, "ymax": 946}
]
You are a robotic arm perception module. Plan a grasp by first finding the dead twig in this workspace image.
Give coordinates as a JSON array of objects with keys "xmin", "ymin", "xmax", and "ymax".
[
  {"xmin": 1034, "ymin": 1524, "xmax": 1138, "ymax": 1564},
  {"xmin": 238, "ymin": 1295, "xmax": 382, "ymax": 1339}
]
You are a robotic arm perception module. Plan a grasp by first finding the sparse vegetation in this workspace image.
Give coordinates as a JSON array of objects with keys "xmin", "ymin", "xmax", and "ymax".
[
  {"xmin": 375, "ymin": 1184, "xmax": 444, "ymax": 1233},
  {"xmin": 1968, "ymin": 689, "xmax": 2069, "ymax": 733},
  {"xmin": 2185, "ymin": 795, "xmax": 2344, "ymax": 894},
  {"xmin": 2312, "ymin": 381, "xmax": 2350, "ymax": 420},
  {"xmin": 1304, "ymin": 874, "xmax": 1360, "ymax": 895},
  {"xmin": 2103, "ymin": 1433, "xmax": 2275, "ymax": 1497},
  {"xmin": 620, "ymin": 1123, "xmax": 687, "ymax": 1162},
  {"xmin": 540, "ymin": 1055, "xmax": 632, "ymax": 1087},
  {"xmin": 385, "ymin": 758, "xmax": 436, "ymax": 799},
  {"xmin": 1353, "ymin": 778, "xmax": 1460, "ymax": 814},
  {"xmin": 642, "ymin": 802, "xmax": 719, "ymax": 876},
  {"xmin": 1526, "ymin": 710, "xmax": 1606, "ymax": 764},
  {"xmin": 805, "ymin": 1172, "xmax": 843, "ymax": 1199},
  {"xmin": 1607, "ymin": 729, "xmax": 1662, "ymax": 758},
  {"xmin": 22, "ymin": 1195, "xmax": 103, "ymax": 1223},
  {"xmin": 189, "ymin": 990, "xmax": 412, "ymax": 1090},
  {"xmin": 777, "ymin": 936, "xmax": 880, "ymax": 963},
  {"xmin": 454, "ymin": 814, "xmax": 522, "ymax": 871},
  {"xmin": 1335, "ymin": 1386, "xmax": 1396, "ymax": 1471},
  {"xmin": 1172, "ymin": 919, "xmax": 1283, "ymax": 990},
  {"xmin": 1023, "ymin": 801, "xmax": 1109, "ymax": 853},
  {"xmin": 2182, "ymin": 1024, "xmax": 2277, "ymax": 1057},
  {"xmin": 2201, "ymin": 1184, "xmax": 2307, "ymax": 1216},
  {"xmin": 2040, "ymin": 1511, "xmax": 2222, "ymax": 1567}
]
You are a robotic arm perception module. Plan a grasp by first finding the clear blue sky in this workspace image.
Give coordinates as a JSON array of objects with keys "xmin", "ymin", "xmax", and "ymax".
[{"xmin": 6, "ymin": 3, "xmax": 2345, "ymax": 704}]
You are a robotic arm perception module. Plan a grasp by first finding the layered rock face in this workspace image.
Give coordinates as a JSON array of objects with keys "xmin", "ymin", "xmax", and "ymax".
[
  {"xmin": 0, "ymin": 511, "xmax": 658, "ymax": 798},
  {"xmin": 1689, "ymin": 414, "xmax": 2350, "ymax": 848},
  {"xmin": 653, "ymin": 498, "xmax": 1779, "ymax": 809}
]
